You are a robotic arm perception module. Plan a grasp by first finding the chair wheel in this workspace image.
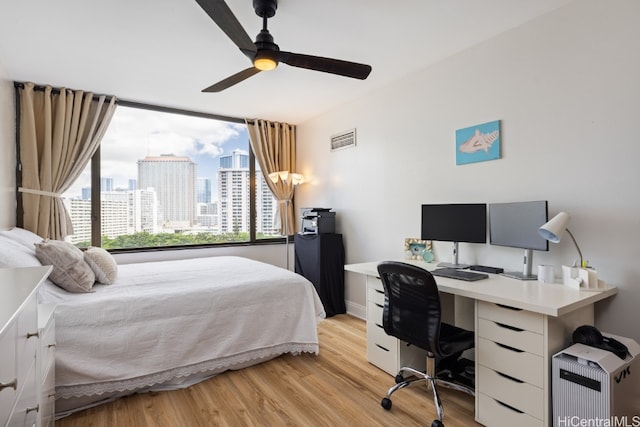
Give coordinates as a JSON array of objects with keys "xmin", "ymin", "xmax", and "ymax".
[
  {"xmin": 394, "ymin": 374, "xmax": 404, "ymax": 384},
  {"xmin": 381, "ymin": 397, "xmax": 392, "ymax": 410},
  {"xmin": 431, "ymin": 420, "xmax": 444, "ymax": 427}
]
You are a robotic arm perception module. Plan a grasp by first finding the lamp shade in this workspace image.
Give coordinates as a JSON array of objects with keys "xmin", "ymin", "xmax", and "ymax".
[
  {"xmin": 538, "ymin": 211, "xmax": 570, "ymax": 243},
  {"xmin": 290, "ymin": 173, "xmax": 305, "ymax": 186},
  {"xmin": 268, "ymin": 170, "xmax": 290, "ymax": 183}
]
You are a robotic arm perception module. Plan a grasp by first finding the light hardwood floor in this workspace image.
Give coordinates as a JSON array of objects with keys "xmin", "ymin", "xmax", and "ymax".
[{"xmin": 55, "ymin": 315, "xmax": 480, "ymax": 426}]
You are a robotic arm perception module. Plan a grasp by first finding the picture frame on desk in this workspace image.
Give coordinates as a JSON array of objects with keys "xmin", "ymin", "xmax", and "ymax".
[{"xmin": 404, "ymin": 237, "xmax": 433, "ymax": 261}]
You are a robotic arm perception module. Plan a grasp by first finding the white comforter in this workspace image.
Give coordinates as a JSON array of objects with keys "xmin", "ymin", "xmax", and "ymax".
[{"xmin": 38, "ymin": 256, "xmax": 325, "ymax": 400}]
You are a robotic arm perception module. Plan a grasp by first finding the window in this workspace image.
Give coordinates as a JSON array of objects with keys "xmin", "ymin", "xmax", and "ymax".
[{"xmin": 62, "ymin": 103, "xmax": 280, "ymax": 250}]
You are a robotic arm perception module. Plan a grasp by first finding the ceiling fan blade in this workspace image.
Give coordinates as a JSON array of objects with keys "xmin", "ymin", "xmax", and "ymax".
[
  {"xmin": 195, "ymin": 0, "xmax": 256, "ymax": 52},
  {"xmin": 202, "ymin": 67, "xmax": 262, "ymax": 92},
  {"xmin": 277, "ymin": 51, "xmax": 372, "ymax": 80}
]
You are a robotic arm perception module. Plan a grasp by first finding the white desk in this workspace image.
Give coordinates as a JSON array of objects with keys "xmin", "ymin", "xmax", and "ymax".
[{"xmin": 345, "ymin": 260, "xmax": 617, "ymax": 427}]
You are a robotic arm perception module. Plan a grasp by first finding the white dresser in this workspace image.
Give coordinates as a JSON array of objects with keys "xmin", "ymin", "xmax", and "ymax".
[{"xmin": 0, "ymin": 266, "xmax": 52, "ymax": 427}]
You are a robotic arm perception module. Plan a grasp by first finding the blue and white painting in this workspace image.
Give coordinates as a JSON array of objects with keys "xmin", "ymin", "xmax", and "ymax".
[{"xmin": 455, "ymin": 120, "xmax": 500, "ymax": 165}]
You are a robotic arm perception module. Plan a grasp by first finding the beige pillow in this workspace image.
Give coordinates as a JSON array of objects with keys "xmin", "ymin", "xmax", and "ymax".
[
  {"xmin": 84, "ymin": 246, "xmax": 118, "ymax": 285},
  {"xmin": 34, "ymin": 240, "xmax": 95, "ymax": 293}
]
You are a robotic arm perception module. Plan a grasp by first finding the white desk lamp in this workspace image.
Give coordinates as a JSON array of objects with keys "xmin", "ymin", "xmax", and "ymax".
[
  {"xmin": 538, "ymin": 211, "xmax": 585, "ymax": 268},
  {"xmin": 268, "ymin": 171, "xmax": 305, "ymax": 270}
]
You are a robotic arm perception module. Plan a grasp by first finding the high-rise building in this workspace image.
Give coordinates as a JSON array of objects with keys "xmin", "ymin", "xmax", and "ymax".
[
  {"xmin": 197, "ymin": 177, "xmax": 212, "ymax": 204},
  {"xmin": 219, "ymin": 149, "xmax": 249, "ymax": 169},
  {"xmin": 128, "ymin": 179, "xmax": 137, "ymax": 191},
  {"xmin": 217, "ymin": 149, "xmax": 276, "ymax": 235},
  {"xmin": 138, "ymin": 154, "xmax": 196, "ymax": 229},
  {"xmin": 100, "ymin": 177, "xmax": 113, "ymax": 192},
  {"xmin": 128, "ymin": 188, "xmax": 159, "ymax": 234}
]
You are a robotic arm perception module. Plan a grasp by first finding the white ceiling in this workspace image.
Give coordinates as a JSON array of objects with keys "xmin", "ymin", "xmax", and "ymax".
[{"xmin": 0, "ymin": 0, "xmax": 571, "ymax": 124}]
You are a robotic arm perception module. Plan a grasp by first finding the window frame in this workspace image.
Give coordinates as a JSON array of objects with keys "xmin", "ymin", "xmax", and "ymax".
[{"xmin": 16, "ymin": 94, "xmax": 284, "ymax": 252}]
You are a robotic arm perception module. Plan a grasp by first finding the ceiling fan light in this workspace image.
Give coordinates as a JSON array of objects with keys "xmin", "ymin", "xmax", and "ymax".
[{"xmin": 254, "ymin": 57, "xmax": 278, "ymax": 71}]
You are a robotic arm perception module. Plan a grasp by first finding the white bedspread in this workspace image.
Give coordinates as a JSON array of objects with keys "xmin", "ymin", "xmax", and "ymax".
[{"xmin": 38, "ymin": 256, "xmax": 325, "ymax": 400}]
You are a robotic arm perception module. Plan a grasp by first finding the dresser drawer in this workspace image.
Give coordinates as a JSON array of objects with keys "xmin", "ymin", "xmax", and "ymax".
[
  {"xmin": 478, "ymin": 318, "xmax": 544, "ymax": 356},
  {"xmin": 477, "ymin": 337, "xmax": 544, "ymax": 388},
  {"xmin": 477, "ymin": 392, "xmax": 543, "ymax": 427},
  {"xmin": 9, "ymin": 360, "xmax": 38, "ymax": 427},
  {"xmin": 16, "ymin": 293, "xmax": 38, "ymax": 382},
  {"xmin": 478, "ymin": 301, "xmax": 543, "ymax": 334},
  {"xmin": 478, "ymin": 364, "xmax": 544, "ymax": 419},
  {"xmin": 0, "ymin": 321, "xmax": 17, "ymax": 427}
]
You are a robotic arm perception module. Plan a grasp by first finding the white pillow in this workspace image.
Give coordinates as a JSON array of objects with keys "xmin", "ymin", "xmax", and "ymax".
[
  {"xmin": 84, "ymin": 246, "xmax": 118, "ymax": 285},
  {"xmin": 0, "ymin": 227, "xmax": 43, "ymax": 253},
  {"xmin": 34, "ymin": 240, "xmax": 95, "ymax": 293},
  {"xmin": 0, "ymin": 236, "xmax": 43, "ymax": 268}
]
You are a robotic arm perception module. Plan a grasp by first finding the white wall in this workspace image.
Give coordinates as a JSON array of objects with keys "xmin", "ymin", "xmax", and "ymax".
[
  {"xmin": 296, "ymin": 0, "xmax": 640, "ymax": 342},
  {"xmin": 0, "ymin": 57, "xmax": 16, "ymax": 229}
]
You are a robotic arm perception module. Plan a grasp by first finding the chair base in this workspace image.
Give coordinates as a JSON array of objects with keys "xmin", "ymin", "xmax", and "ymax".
[{"xmin": 380, "ymin": 365, "xmax": 474, "ymax": 426}]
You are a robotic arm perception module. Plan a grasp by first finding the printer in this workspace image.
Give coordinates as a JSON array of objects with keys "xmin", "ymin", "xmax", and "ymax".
[{"xmin": 300, "ymin": 208, "xmax": 336, "ymax": 234}]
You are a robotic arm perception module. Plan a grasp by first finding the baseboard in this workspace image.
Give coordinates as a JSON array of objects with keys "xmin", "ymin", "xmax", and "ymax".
[{"xmin": 346, "ymin": 301, "xmax": 365, "ymax": 320}]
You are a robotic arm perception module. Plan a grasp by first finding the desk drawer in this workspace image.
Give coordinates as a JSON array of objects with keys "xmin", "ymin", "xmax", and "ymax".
[
  {"xmin": 478, "ymin": 318, "xmax": 544, "ymax": 356},
  {"xmin": 478, "ymin": 365, "xmax": 543, "ymax": 419},
  {"xmin": 366, "ymin": 325, "xmax": 397, "ymax": 375},
  {"xmin": 478, "ymin": 337, "xmax": 543, "ymax": 388},
  {"xmin": 478, "ymin": 301, "xmax": 543, "ymax": 334},
  {"xmin": 367, "ymin": 286, "xmax": 386, "ymax": 307},
  {"xmin": 477, "ymin": 392, "xmax": 543, "ymax": 427}
]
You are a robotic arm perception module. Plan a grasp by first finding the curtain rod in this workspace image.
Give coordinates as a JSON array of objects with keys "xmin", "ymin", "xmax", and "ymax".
[
  {"xmin": 14, "ymin": 81, "xmax": 294, "ymax": 127},
  {"xmin": 14, "ymin": 81, "xmax": 115, "ymax": 102}
]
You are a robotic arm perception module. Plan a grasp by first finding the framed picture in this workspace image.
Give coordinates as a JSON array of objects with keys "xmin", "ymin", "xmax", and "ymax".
[
  {"xmin": 404, "ymin": 238, "xmax": 433, "ymax": 261},
  {"xmin": 455, "ymin": 120, "xmax": 501, "ymax": 165}
]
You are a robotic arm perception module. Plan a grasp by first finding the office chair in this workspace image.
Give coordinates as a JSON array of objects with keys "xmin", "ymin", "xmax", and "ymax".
[{"xmin": 377, "ymin": 261, "xmax": 475, "ymax": 427}]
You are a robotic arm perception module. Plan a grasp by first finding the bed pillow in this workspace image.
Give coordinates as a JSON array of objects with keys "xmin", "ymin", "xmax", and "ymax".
[
  {"xmin": 84, "ymin": 246, "xmax": 118, "ymax": 285},
  {"xmin": 0, "ymin": 227, "xmax": 43, "ymax": 253},
  {"xmin": 34, "ymin": 239, "xmax": 95, "ymax": 293},
  {"xmin": 0, "ymin": 235, "xmax": 43, "ymax": 268}
]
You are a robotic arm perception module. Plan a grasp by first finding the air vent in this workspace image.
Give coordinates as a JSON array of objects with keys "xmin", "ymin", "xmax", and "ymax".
[{"xmin": 330, "ymin": 129, "xmax": 356, "ymax": 151}]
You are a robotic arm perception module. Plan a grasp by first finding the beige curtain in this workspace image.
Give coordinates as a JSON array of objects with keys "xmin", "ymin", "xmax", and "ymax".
[
  {"xmin": 17, "ymin": 82, "xmax": 117, "ymax": 240},
  {"xmin": 245, "ymin": 119, "xmax": 297, "ymax": 235}
]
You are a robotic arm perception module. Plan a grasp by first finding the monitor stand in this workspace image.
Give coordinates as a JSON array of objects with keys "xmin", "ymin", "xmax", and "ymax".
[
  {"xmin": 437, "ymin": 242, "xmax": 470, "ymax": 269},
  {"xmin": 502, "ymin": 249, "xmax": 537, "ymax": 280}
]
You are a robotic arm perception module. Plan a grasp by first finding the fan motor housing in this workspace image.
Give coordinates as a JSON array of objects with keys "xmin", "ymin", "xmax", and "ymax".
[{"xmin": 253, "ymin": 0, "xmax": 277, "ymax": 18}]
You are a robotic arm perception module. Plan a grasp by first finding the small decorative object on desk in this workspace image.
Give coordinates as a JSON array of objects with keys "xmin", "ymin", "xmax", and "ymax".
[
  {"xmin": 404, "ymin": 238, "xmax": 432, "ymax": 261},
  {"xmin": 562, "ymin": 265, "xmax": 604, "ymax": 290}
]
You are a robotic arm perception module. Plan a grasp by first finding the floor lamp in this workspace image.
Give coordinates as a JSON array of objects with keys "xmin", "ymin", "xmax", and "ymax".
[{"xmin": 268, "ymin": 171, "xmax": 305, "ymax": 270}]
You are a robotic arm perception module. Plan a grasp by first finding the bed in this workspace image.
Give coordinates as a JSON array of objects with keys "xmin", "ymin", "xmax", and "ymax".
[{"xmin": 0, "ymin": 228, "xmax": 325, "ymax": 416}]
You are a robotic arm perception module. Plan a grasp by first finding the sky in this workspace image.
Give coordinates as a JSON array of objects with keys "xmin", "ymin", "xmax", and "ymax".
[{"xmin": 65, "ymin": 105, "xmax": 249, "ymax": 199}]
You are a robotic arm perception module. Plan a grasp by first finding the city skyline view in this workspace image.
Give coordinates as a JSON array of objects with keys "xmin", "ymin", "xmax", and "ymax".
[{"xmin": 64, "ymin": 105, "xmax": 249, "ymax": 200}]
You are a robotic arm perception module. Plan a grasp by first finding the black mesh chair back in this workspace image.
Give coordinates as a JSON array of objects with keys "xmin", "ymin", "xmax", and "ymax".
[{"xmin": 378, "ymin": 261, "xmax": 443, "ymax": 356}]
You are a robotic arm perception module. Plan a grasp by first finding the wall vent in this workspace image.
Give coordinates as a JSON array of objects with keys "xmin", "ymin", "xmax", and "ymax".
[{"xmin": 330, "ymin": 129, "xmax": 356, "ymax": 151}]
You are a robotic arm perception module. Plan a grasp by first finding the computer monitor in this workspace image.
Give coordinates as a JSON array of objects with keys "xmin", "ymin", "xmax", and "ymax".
[
  {"xmin": 421, "ymin": 203, "xmax": 487, "ymax": 268},
  {"xmin": 489, "ymin": 200, "xmax": 549, "ymax": 280}
]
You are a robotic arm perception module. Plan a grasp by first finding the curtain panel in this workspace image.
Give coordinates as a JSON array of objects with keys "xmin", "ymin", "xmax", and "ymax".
[
  {"xmin": 17, "ymin": 82, "xmax": 117, "ymax": 240},
  {"xmin": 245, "ymin": 119, "xmax": 297, "ymax": 235}
]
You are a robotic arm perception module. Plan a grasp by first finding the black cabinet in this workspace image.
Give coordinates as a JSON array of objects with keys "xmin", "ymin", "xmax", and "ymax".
[{"xmin": 294, "ymin": 233, "xmax": 346, "ymax": 317}]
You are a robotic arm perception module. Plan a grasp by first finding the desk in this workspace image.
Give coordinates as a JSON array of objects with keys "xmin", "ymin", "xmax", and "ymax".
[{"xmin": 345, "ymin": 260, "xmax": 617, "ymax": 427}]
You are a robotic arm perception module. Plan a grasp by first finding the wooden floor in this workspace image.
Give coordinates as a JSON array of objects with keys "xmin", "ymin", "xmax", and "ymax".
[{"xmin": 55, "ymin": 315, "xmax": 480, "ymax": 426}]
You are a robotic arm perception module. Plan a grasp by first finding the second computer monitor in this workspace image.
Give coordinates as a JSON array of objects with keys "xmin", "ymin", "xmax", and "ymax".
[{"xmin": 489, "ymin": 200, "xmax": 548, "ymax": 280}]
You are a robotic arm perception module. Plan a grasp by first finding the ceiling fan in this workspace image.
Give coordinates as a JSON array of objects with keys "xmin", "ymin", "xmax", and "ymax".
[{"xmin": 195, "ymin": 0, "xmax": 373, "ymax": 92}]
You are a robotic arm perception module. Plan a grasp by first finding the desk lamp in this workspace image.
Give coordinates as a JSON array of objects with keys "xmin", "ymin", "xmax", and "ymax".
[
  {"xmin": 268, "ymin": 171, "xmax": 305, "ymax": 270},
  {"xmin": 538, "ymin": 211, "xmax": 586, "ymax": 268}
]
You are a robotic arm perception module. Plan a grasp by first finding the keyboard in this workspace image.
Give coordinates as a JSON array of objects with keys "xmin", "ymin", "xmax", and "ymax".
[{"xmin": 431, "ymin": 268, "xmax": 489, "ymax": 282}]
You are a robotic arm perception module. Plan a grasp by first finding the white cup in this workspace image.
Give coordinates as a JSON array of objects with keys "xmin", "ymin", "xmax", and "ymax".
[{"xmin": 537, "ymin": 265, "xmax": 555, "ymax": 284}]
